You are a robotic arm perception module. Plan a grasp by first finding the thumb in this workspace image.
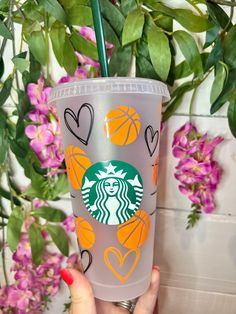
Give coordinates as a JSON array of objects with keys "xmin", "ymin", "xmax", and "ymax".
[{"xmin": 60, "ymin": 268, "xmax": 96, "ymax": 314}]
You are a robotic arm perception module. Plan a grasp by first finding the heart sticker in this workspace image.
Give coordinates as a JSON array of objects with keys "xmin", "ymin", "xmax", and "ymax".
[
  {"xmin": 64, "ymin": 103, "xmax": 94, "ymax": 146},
  {"xmin": 144, "ymin": 126, "xmax": 159, "ymax": 157},
  {"xmin": 81, "ymin": 249, "xmax": 92, "ymax": 273},
  {"xmin": 104, "ymin": 247, "xmax": 140, "ymax": 283}
]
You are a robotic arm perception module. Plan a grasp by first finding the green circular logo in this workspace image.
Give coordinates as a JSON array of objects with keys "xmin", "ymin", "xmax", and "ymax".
[{"xmin": 81, "ymin": 160, "xmax": 143, "ymax": 225}]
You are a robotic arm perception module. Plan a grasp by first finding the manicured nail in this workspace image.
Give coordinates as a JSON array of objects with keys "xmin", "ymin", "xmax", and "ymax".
[
  {"xmin": 60, "ymin": 268, "xmax": 74, "ymax": 286},
  {"xmin": 153, "ymin": 265, "xmax": 160, "ymax": 272}
]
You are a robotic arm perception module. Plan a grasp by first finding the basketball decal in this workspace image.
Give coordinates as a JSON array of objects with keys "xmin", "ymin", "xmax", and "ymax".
[
  {"xmin": 104, "ymin": 106, "xmax": 141, "ymax": 145},
  {"xmin": 117, "ymin": 210, "xmax": 150, "ymax": 249},
  {"xmin": 75, "ymin": 217, "xmax": 95, "ymax": 249},
  {"xmin": 152, "ymin": 156, "xmax": 159, "ymax": 186},
  {"xmin": 81, "ymin": 160, "xmax": 143, "ymax": 225},
  {"xmin": 65, "ymin": 145, "xmax": 92, "ymax": 190}
]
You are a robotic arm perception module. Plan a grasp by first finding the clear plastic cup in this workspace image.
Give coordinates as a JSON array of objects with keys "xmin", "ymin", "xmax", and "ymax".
[{"xmin": 48, "ymin": 77, "xmax": 170, "ymax": 301}]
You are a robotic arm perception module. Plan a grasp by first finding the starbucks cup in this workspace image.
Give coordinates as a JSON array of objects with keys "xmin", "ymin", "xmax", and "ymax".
[{"xmin": 48, "ymin": 77, "xmax": 170, "ymax": 301}]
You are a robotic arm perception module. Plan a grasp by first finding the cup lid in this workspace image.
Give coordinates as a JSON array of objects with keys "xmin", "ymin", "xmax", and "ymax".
[{"xmin": 48, "ymin": 77, "xmax": 170, "ymax": 104}]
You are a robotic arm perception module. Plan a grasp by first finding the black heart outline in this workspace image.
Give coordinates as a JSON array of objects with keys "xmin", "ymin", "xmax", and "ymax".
[
  {"xmin": 64, "ymin": 103, "xmax": 94, "ymax": 146},
  {"xmin": 144, "ymin": 125, "xmax": 159, "ymax": 157},
  {"xmin": 81, "ymin": 249, "xmax": 93, "ymax": 273}
]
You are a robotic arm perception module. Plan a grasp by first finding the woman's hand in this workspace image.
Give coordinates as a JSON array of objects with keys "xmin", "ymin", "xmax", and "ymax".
[{"xmin": 60, "ymin": 266, "xmax": 160, "ymax": 314}]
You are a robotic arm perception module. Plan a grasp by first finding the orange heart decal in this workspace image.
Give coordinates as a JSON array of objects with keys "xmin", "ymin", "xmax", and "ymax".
[{"xmin": 104, "ymin": 247, "xmax": 140, "ymax": 283}]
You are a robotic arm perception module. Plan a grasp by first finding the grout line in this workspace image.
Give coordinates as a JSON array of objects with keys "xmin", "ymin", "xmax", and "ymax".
[
  {"xmin": 59, "ymin": 198, "xmax": 236, "ymax": 219},
  {"xmin": 173, "ymin": 113, "xmax": 227, "ymax": 119}
]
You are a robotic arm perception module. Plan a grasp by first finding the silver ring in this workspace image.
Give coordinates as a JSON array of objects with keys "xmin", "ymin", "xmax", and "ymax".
[{"xmin": 115, "ymin": 300, "xmax": 136, "ymax": 313}]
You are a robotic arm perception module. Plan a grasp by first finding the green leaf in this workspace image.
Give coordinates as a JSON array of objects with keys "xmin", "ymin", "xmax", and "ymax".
[
  {"xmin": 204, "ymin": 38, "xmax": 223, "ymax": 72},
  {"xmin": 151, "ymin": 3, "xmax": 213, "ymax": 32},
  {"xmin": 174, "ymin": 60, "xmax": 193, "ymax": 80},
  {"xmin": 0, "ymin": 186, "xmax": 21, "ymax": 206},
  {"xmin": 102, "ymin": 18, "xmax": 120, "ymax": 48},
  {"xmin": 0, "ymin": 123, "xmax": 8, "ymax": 164},
  {"xmin": 50, "ymin": 21, "xmax": 65, "ymax": 66},
  {"xmin": 204, "ymin": 24, "xmax": 220, "ymax": 49},
  {"xmin": 0, "ymin": 77, "xmax": 12, "ymax": 107},
  {"xmin": 122, "ymin": 9, "xmax": 144, "ymax": 46},
  {"xmin": 163, "ymin": 81, "xmax": 200, "ymax": 121},
  {"xmin": 46, "ymin": 224, "xmax": 69, "ymax": 256},
  {"xmin": 206, "ymin": 2, "xmax": 233, "ymax": 31},
  {"xmin": 210, "ymin": 63, "xmax": 227, "ymax": 104},
  {"xmin": 147, "ymin": 24, "xmax": 171, "ymax": 81},
  {"xmin": 186, "ymin": 206, "xmax": 201, "ymax": 229},
  {"xmin": 38, "ymin": 0, "xmax": 69, "ymax": 25},
  {"xmin": 16, "ymin": 89, "xmax": 31, "ymax": 117},
  {"xmin": 154, "ymin": 14, "xmax": 173, "ymax": 32},
  {"xmin": 29, "ymin": 223, "xmax": 45, "ymax": 265},
  {"xmin": 173, "ymin": 30, "xmax": 203, "ymax": 78},
  {"xmin": 121, "ymin": 0, "xmax": 137, "ymax": 17},
  {"xmin": 12, "ymin": 58, "xmax": 30, "ymax": 73},
  {"xmin": 211, "ymin": 69, "xmax": 236, "ymax": 114},
  {"xmin": 32, "ymin": 206, "xmax": 66, "ymax": 222},
  {"xmin": 7, "ymin": 207, "xmax": 23, "ymax": 252},
  {"xmin": 101, "ymin": 0, "xmax": 125, "ymax": 36},
  {"xmin": 67, "ymin": 5, "xmax": 92, "ymax": 25},
  {"xmin": 136, "ymin": 55, "xmax": 160, "ymax": 80},
  {"xmin": 29, "ymin": 52, "xmax": 41, "ymax": 83},
  {"xmin": 70, "ymin": 31, "xmax": 98, "ymax": 60},
  {"xmin": 109, "ymin": 45, "xmax": 132, "ymax": 76},
  {"xmin": 228, "ymin": 99, "xmax": 236, "ymax": 138},
  {"xmin": 0, "ymin": 57, "xmax": 4, "ymax": 79},
  {"xmin": 0, "ymin": 20, "xmax": 12, "ymax": 39},
  {"xmin": 27, "ymin": 31, "xmax": 47, "ymax": 65},
  {"xmin": 63, "ymin": 34, "xmax": 77, "ymax": 76},
  {"xmin": 223, "ymin": 25, "xmax": 236, "ymax": 69},
  {"xmin": 10, "ymin": 140, "xmax": 27, "ymax": 158},
  {"xmin": 52, "ymin": 174, "xmax": 69, "ymax": 198}
]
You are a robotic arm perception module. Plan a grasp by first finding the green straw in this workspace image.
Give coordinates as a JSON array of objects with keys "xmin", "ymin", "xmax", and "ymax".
[{"xmin": 90, "ymin": 0, "xmax": 110, "ymax": 77}]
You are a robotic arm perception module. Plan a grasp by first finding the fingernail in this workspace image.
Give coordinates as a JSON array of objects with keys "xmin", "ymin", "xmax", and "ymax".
[
  {"xmin": 60, "ymin": 268, "xmax": 74, "ymax": 286},
  {"xmin": 153, "ymin": 265, "xmax": 160, "ymax": 272}
]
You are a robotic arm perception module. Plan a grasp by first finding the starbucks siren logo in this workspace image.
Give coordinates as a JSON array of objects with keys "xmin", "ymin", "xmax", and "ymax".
[{"xmin": 81, "ymin": 160, "xmax": 143, "ymax": 225}]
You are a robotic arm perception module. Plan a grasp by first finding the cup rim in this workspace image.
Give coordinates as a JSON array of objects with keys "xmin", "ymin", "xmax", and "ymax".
[{"xmin": 48, "ymin": 77, "xmax": 170, "ymax": 104}]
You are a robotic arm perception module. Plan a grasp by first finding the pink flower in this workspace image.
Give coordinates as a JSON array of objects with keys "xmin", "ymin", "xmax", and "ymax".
[
  {"xmin": 63, "ymin": 215, "xmax": 75, "ymax": 232},
  {"xmin": 33, "ymin": 199, "xmax": 46, "ymax": 208},
  {"xmin": 24, "ymin": 216, "xmax": 35, "ymax": 231},
  {"xmin": 202, "ymin": 136, "xmax": 224, "ymax": 156},
  {"xmin": 67, "ymin": 253, "xmax": 79, "ymax": 268},
  {"xmin": 58, "ymin": 67, "xmax": 88, "ymax": 84},
  {"xmin": 25, "ymin": 124, "xmax": 54, "ymax": 153},
  {"xmin": 15, "ymin": 270, "xmax": 33, "ymax": 290},
  {"xmin": 176, "ymin": 158, "xmax": 212, "ymax": 176},
  {"xmin": 179, "ymin": 185, "xmax": 201, "ymax": 204},
  {"xmin": 172, "ymin": 122, "xmax": 196, "ymax": 148},
  {"xmin": 8, "ymin": 287, "xmax": 33, "ymax": 310},
  {"xmin": 76, "ymin": 52, "xmax": 100, "ymax": 69},
  {"xmin": 172, "ymin": 122, "xmax": 223, "ymax": 224},
  {"xmin": 79, "ymin": 26, "xmax": 113, "ymax": 50},
  {"xmin": 27, "ymin": 77, "xmax": 51, "ymax": 114},
  {"xmin": 200, "ymin": 189, "xmax": 215, "ymax": 213},
  {"xmin": 28, "ymin": 110, "xmax": 48, "ymax": 124},
  {"xmin": 38, "ymin": 144, "xmax": 64, "ymax": 168},
  {"xmin": 12, "ymin": 233, "xmax": 31, "ymax": 264}
]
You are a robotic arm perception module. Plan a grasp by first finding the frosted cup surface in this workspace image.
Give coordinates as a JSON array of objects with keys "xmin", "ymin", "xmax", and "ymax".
[{"xmin": 48, "ymin": 77, "xmax": 170, "ymax": 301}]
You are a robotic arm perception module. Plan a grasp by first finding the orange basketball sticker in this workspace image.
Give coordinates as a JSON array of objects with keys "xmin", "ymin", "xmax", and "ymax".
[
  {"xmin": 65, "ymin": 145, "xmax": 91, "ymax": 190},
  {"xmin": 104, "ymin": 106, "xmax": 141, "ymax": 145},
  {"xmin": 75, "ymin": 217, "xmax": 95, "ymax": 249},
  {"xmin": 104, "ymin": 247, "xmax": 140, "ymax": 283},
  {"xmin": 152, "ymin": 156, "xmax": 159, "ymax": 186},
  {"xmin": 117, "ymin": 210, "xmax": 150, "ymax": 249}
]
